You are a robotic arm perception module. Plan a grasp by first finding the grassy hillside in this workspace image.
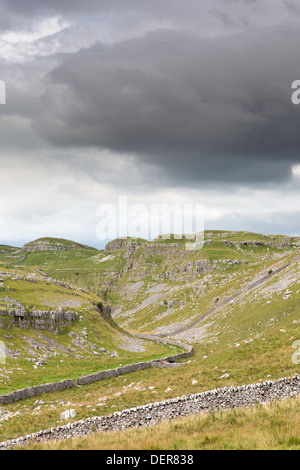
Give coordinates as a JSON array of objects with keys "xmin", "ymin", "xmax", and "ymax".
[
  {"xmin": 25, "ymin": 395, "xmax": 300, "ymax": 450},
  {"xmin": 0, "ymin": 264, "xmax": 181, "ymax": 395},
  {"xmin": 24, "ymin": 237, "xmax": 94, "ymax": 247},
  {"xmin": 0, "ymin": 231, "xmax": 299, "ymax": 447}
]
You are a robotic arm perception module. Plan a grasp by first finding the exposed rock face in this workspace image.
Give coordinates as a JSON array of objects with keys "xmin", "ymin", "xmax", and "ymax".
[
  {"xmin": 0, "ymin": 308, "xmax": 78, "ymax": 334},
  {"xmin": 22, "ymin": 240, "xmax": 94, "ymax": 253},
  {"xmin": 105, "ymin": 238, "xmax": 143, "ymax": 255},
  {"xmin": 23, "ymin": 241, "xmax": 77, "ymax": 252},
  {"xmin": 180, "ymin": 260, "xmax": 212, "ymax": 275}
]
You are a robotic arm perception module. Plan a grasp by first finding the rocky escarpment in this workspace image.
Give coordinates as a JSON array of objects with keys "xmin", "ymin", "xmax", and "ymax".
[
  {"xmin": 0, "ymin": 303, "xmax": 78, "ymax": 334},
  {"xmin": 105, "ymin": 239, "xmax": 215, "ymax": 285},
  {"xmin": 23, "ymin": 242, "xmax": 75, "ymax": 252},
  {"xmin": 0, "ymin": 374, "xmax": 299, "ymax": 449},
  {"xmin": 105, "ymin": 238, "xmax": 146, "ymax": 256},
  {"xmin": 23, "ymin": 239, "xmax": 95, "ymax": 253}
]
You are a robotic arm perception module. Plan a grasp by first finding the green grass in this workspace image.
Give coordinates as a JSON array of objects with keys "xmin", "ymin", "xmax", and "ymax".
[
  {"xmin": 23, "ymin": 395, "xmax": 300, "ymax": 450},
  {"xmin": 0, "ymin": 231, "xmax": 299, "ymax": 447},
  {"xmin": 0, "ymin": 301, "xmax": 299, "ymax": 443},
  {"xmin": 0, "ymin": 266, "xmax": 182, "ymax": 395},
  {"xmin": 24, "ymin": 237, "xmax": 97, "ymax": 249}
]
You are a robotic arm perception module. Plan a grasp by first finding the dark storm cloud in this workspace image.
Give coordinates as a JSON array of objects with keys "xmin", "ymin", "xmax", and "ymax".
[
  {"xmin": 2, "ymin": 1, "xmax": 300, "ymax": 244},
  {"xmin": 0, "ymin": 0, "xmax": 204, "ymax": 32},
  {"xmin": 0, "ymin": 0, "xmax": 221, "ymax": 20},
  {"xmin": 0, "ymin": 0, "xmax": 145, "ymax": 14},
  {"xmin": 32, "ymin": 25, "xmax": 300, "ymax": 185}
]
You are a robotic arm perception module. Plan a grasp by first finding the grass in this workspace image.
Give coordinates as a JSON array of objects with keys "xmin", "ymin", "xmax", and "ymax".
[
  {"xmin": 24, "ymin": 237, "xmax": 97, "ymax": 249},
  {"xmin": 0, "ymin": 337, "xmax": 181, "ymax": 395},
  {"xmin": 21, "ymin": 396, "xmax": 300, "ymax": 450},
  {"xmin": 0, "ymin": 231, "xmax": 299, "ymax": 448},
  {"xmin": 0, "ymin": 266, "xmax": 182, "ymax": 394},
  {"xmin": 0, "ymin": 310, "xmax": 298, "ymax": 443}
]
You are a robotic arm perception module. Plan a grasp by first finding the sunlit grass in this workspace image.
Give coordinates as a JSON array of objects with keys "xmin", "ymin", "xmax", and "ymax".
[{"xmin": 23, "ymin": 396, "xmax": 300, "ymax": 450}]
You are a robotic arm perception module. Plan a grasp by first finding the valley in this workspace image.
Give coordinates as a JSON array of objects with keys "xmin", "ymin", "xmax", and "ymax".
[{"xmin": 0, "ymin": 231, "xmax": 299, "ymax": 449}]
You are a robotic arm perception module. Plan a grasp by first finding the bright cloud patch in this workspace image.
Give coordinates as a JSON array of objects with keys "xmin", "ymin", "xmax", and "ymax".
[{"xmin": 292, "ymin": 164, "xmax": 300, "ymax": 178}]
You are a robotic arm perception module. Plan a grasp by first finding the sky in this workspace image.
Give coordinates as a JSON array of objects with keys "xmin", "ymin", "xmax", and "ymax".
[{"xmin": 1, "ymin": 0, "xmax": 300, "ymax": 248}]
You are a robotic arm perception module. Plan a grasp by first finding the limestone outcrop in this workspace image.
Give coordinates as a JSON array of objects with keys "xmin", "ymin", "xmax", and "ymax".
[
  {"xmin": 22, "ymin": 239, "xmax": 94, "ymax": 253},
  {"xmin": 0, "ymin": 307, "xmax": 78, "ymax": 333},
  {"xmin": 105, "ymin": 238, "xmax": 145, "ymax": 254}
]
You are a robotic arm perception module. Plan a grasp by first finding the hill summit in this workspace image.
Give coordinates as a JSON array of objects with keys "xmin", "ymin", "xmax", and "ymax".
[{"xmin": 23, "ymin": 238, "xmax": 96, "ymax": 253}]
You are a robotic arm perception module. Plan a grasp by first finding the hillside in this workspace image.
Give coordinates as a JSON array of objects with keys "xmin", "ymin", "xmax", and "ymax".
[
  {"xmin": 16, "ymin": 231, "xmax": 299, "ymax": 345},
  {"xmin": 25, "ymin": 395, "xmax": 300, "ymax": 450},
  {"xmin": 22, "ymin": 237, "xmax": 96, "ymax": 252},
  {"xmin": 0, "ymin": 251, "xmax": 182, "ymax": 395},
  {"xmin": 0, "ymin": 231, "xmax": 299, "ymax": 448}
]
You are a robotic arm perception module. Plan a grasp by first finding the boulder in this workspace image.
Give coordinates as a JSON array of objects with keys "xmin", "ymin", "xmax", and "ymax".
[{"xmin": 60, "ymin": 409, "xmax": 77, "ymax": 421}]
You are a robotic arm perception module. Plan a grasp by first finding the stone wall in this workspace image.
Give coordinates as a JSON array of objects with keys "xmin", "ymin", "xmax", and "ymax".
[
  {"xmin": 76, "ymin": 361, "xmax": 152, "ymax": 386},
  {"xmin": 0, "ymin": 335, "xmax": 193, "ymax": 404},
  {"xmin": 0, "ymin": 374, "xmax": 299, "ymax": 449},
  {"xmin": 77, "ymin": 335, "xmax": 193, "ymax": 386},
  {"xmin": 70, "ymin": 335, "xmax": 193, "ymax": 386},
  {"xmin": 0, "ymin": 379, "xmax": 76, "ymax": 405}
]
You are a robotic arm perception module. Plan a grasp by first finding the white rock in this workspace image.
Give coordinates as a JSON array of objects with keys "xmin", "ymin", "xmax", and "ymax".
[
  {"xmin": 60, "ymin": 409, "xmax": 76, "ymax": 421},
  {"xmin": 220, "ymin": 373, "xmax": 230, "ymax": 379}
]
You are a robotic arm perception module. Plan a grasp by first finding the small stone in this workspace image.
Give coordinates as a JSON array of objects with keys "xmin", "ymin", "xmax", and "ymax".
[{"xmin": 220, "ymin": 373, "xmax": 230, "ymax": 379}]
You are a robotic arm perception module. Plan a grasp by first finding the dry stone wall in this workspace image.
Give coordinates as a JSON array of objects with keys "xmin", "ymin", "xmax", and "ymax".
[
  {"xmin": 0, "ymin": 374, "xmax": 299, "ymax": 449},
  {"xmin": 0, "ymin": 336, "xmax": 193, "ymax": 404},
  {"xmin": 0, "ymin": 379, "xmax": 76, "ymax": 405},
  {"xmin": 77, "ymin": 336, "xmax": 192, "ymax": 386}
]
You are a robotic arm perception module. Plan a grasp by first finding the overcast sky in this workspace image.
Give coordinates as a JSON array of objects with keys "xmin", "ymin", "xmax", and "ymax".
[{"xmin": 1, "ymin": 0, "xmax": 300, "ymax": 248}]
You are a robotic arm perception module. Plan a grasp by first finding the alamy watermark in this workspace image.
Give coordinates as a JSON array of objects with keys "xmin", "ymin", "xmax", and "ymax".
[
  {"xmin": 0, "ymin": 341, "xmax": 6, "ymax": 365},
  {"xmin": 292, "ymin": 340, "xmax": 300, "ymax": 365},
  {"xmin": 0, "ymin": 80, "xmax": 6, "ymax": 105},
  {"xmin": 96, "ymin": 196, "xmax": 204, "ymax": 251}
]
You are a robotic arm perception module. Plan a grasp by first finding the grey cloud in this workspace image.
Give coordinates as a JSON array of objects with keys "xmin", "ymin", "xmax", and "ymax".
[
  {"xmin": 209, "ymin": 9, "xmax": 237, "ymax": 28},
  {"xmin": 0, "ymin": 0, "xmax": 227, "ymax": 19},
  {"xmin": 284, "ymin": 0, "xmax": 300, "ymax": 15},
  {"xmin": 0, "ymin": 1, "xmax": 203, "ymax": 32},
  {"xmin": 2, "ymin": 0, "xmax": 300, "ymax": 246},
  {"xmin": 0, "ymin": 0, "xmax": 293, "ymax": 37},
  {"xmin": 32, "ymin": 25, "xmax": 300, "ymax": 186}
]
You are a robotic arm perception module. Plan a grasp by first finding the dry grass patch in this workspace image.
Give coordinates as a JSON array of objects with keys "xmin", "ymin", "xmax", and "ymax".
[{"xmin": 24, "ymin": 396, "xmax": 300, "ymax": 450}]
